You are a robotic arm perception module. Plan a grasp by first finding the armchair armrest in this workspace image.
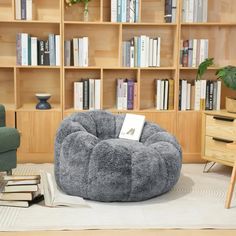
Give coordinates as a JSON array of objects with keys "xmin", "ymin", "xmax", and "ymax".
[{"xmin": 0, "ymin": 104, "xmax": 6, "ymax": 127}]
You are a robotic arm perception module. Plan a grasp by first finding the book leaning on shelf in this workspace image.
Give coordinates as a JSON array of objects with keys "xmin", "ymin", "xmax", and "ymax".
[
  {"xmin": 64, "ymin": 37, "xmax": 89, "ymax": 67},
  {"xmin": 16, "ymin": 33, "xmax": 61, "ymax": 66},
  {"xmin": 179, "ymin": 79, "xmax": 221, "ymax": 111},
  {"xmin": 111, "ymin": 0, "xmax": 140, "ymax": 23},
  {"xmin": 182, "ymin": 0, "xmax": 208, "ymax": 23},
  {"xmin": 122, "ymin": 36, "xmax": 161, "ymax": 68},
  {"xmin": 117, "ymin": 78, "xmax": 138, "ymax": 110},
  {"xmin": 15, "ymin": 0, "xmax": 33, "ymax": 21},
  {"xmin": 0, "ymin": 175, "xmax": 43, "ymax": 208},
  {"xmin": 74, "ymin": 79, "xmax": 101, "ymax": 110}
]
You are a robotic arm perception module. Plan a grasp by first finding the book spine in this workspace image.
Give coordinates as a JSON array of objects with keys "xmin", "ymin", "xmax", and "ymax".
[
  {"xmin": 15, "ymin": 0, "xmax": 21, "ymax": 20},
  {"xmin": 64, "ymin": 40, "xmax": 71, "ymax": 66},
  {"xmin": 55, "ymin": 35, "xmax": 61, "ymax": 66},
  {"xmin": 31, "ymin": 37, "xmax": 38, "ymax": 66},
  {"xmin": 213, "ymin": 81, "xmax": 217, "ymax": 110},
  {"xmin": 145, "ymin": 36, "xmax": 150, "ymax": 67},
  {"xmin": 205, "ymin": 80, "xmax": 210, "ymax": 110},
  {"xmin": 209, "ymin": 81, "xmax": 214, "ymax": 110},
  {"xmin": 168, "ymin": 79, "xmax": 174, "ymax": 110},
  {"xmin": 190, "ymin": 84, "xmax": 195, "ymax": 110},
  {"xmin": 73, "ymin": 38, "xmax": 79, "ymax": 66},
  {"xmin": 16, "ymin": 33, "xmax": 22, "ymax": 65},
  {"xmin": 182, "ymin": 40, "xmax": 189, "ymax": 67},
  {"xmin": 200, "ymin": 79, "xmax": 207, "ymax": 110},
  {"xmin": 187, "ymin": 82, "xmax": 191, "ymax": 110},
  {"xmin": 153, "ymin": 38, "xmax": 157, "ymax": 67},
  {"xmin": 123, "ymin": 81, "xmax": 128, "ymax": 110},
  {"xmin": 49, "ymin": 34, "xmax": 55, "ymax": 66},
  {"xmin": 160, "ymin": 80, "xmax": 165, "ymax": 110},
  {"xmin": 149, "ymin": 38, "xmax": 153, "ymax": 67},
  {"xmin": 134, "ymin": 37, "xmax": 138, "ymax": 67},
  {"xmin": 133, "ymin": 82, "xmax": 138, "ymax": 110},
  {"xmin": 135, "ymin": 0, "xmax": 139, "ymax": 22},
  {"xmin": 140, "ymin": 35, "xmax": 146, "ymax": 67},
  {"xmin": 164, "ymin": 80, "xmax": 169, "ymax": 110},
  {"xmin": 129, "ymin": 0, "xmax": 135, "ymax": 23},
  {"xmin": 74, "ymin": 82, "xmax": 78, "ymax": 110},
  {"xmin": 194, "ymin": 80, "xmax": 201, "ymax": 110},
  {"xmin": 164, "ymin": 0, "xmax": 172, "ymax": 23},
  {"xmin": 157, "ymin": 37, "xmax": 161, "ymax": 67},
  {"xmin": 83, "ymin": 37, "xmax": 88, "ymax": 67},
  {"xmin": 188, "ymin": 0, "xmax": 194, "ymax": 22},
  {"xmin": 156, "ymin": 79, "xmax": 161, "ymax": 110},
  {"xmin": 27, "ymin": 35, "xmax": 31, "ymax": 65},
  {"xmin": 188, "ymin": 39, "xmax": 193, "ymax": 67},
  {"xmin": 137, "ymin": 37, "xmax": 141, "ymax": 67},
  {"xmin": 202, "ymin": 0, "xmax": 208, "ymax": 22},
  {"xmin": 181, "ymin": 80, "xmax": 187, "ymax": 110},
  {"xmin": 130, "ymin": 38, "xmax": 134, "ymax": 67},
  {"xmin": 89, "ymin": 79, "xmax": 95, "ymax": 110},
  {"xmin": 44, "ymin": 40, "xmax": 50, "ymax": 66},
  {"xmin": 37, "ymin": 40, "xmax": 44, "ymax": 66},
  {"xmin": 83, "ymin": 79, "xmax": 89, "ymax": 110},
  {"xmin": 121, "ymin": 0, "xmax": 126, "ymax": 22},
  {"xmin": 26, "ymin": 0, "xmax": 32, "ymax": 20},
  {"xmin": 117, "ymin": 79, "xmax": 123, "ymax": 109},
  {"xmin": 94, "ymin": 79, "xmax": 101, "ymax": 109},
  {"xmin": 216, "ymin": 80, "xmax": 221, "ymax": 110},
  {"xmin": 126, "ymin": 41, "xmax": 131, "ymax": 67},
  {"xmin": 126, "ymin": 0, "xmax": 130, "ymax": 22},
  {"xmin": 78, "ymin": 82, "xmax": 83, "ymax": 110},
  {"xmin": 127, "ymin": 79, "xmax": 134, "ymax": 110},
  {"xmin": 21, "ymin": 33, "xmax": 28, "ymax": 65},
  {"xmin": 21, "ymin": 0, "xmax": 26, "ymax": 20},
  {"xmin": 171, "ymin": 0, "xmax": 177, "ymax": 23},
  {"xmin": 79, "ymin": 38, "xmax": 83, "ymax": 67},
  {"xmin": 111, "ymin": 0, "xmax": 118, "ymax": 22},
  {"xmin": 192, "ymin": 39, "xmax": 197, "ymax": 67},
  {"xmin": 193, "ymin": 0, "xmax": 199, "ymax": 22},
  {"xmin": 117, "ymin": 0, "xmax": 121, "ymax": 22}
]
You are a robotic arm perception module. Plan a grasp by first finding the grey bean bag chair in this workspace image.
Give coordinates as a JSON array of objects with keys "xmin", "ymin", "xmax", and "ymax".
[{"xmin": 55, "ymin": 110, "xmax": 182, "ymax": 202}]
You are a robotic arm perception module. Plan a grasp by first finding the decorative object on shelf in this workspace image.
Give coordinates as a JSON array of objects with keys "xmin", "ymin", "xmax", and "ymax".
[
  {"xmin": 196, "ymin": 57, "xmax": 214, "ymax": 80},
  {"xmin": 65, "ymin": 0, "xmax": 91, "ymax": 22},
  {"xmin": 35, "ymin": 93, "xmax": 52, "ymax": 110},
  {"xmin": 216, "ymin": 66, "xmax": 236, "ymax": 113}
]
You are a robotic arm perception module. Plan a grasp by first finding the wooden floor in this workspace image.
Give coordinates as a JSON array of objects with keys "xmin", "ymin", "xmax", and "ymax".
[{"xmin": 1, "ymin": 230, "xmax": 236, "ymax": 236}]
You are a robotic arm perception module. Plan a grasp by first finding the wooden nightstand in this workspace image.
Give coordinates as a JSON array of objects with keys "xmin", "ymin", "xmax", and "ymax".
[{"xmin": 202, "ymin": 110, "xmax": 236, "ymax": 208}]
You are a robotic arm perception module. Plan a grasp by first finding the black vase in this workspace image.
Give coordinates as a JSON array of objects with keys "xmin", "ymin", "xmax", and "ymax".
[{"xmin": 35, "ymin": 94, "xmax": 51, "ymax": 110}]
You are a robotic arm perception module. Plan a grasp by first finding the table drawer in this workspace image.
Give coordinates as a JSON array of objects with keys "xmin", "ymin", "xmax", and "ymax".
[
  {"xmin": 205, "ymin": 136, "xmax": 236, "ymax": 163},
  {"xmin": 205, "ymin": 115, "xmax": 236, "ymax": 140}
]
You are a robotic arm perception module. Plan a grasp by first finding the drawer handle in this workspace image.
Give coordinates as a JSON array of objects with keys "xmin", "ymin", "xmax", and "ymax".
[
  {"xmin": 212, "ymin": 137, "xmax": 234, "ymax": 143},
  {"xmin": 213, "ymin": 116, "xmax": 234, "ymax": 122}
]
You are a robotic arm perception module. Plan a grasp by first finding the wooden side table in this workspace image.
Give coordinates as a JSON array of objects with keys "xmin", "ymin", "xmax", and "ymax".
[{"xmin": 225, "ymin": 143, "xmax": 236, "ymax": 209}]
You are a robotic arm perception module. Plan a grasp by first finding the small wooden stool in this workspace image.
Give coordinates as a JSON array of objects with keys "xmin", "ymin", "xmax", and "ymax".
[{"xmin": 225, "ymin": 143, "xmax": 236, "ymax": 209}]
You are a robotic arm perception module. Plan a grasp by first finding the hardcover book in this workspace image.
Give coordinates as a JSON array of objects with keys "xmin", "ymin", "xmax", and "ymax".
[{"xmin": 119, "ymin": 114, "xmax": 145, "ymax": 141}]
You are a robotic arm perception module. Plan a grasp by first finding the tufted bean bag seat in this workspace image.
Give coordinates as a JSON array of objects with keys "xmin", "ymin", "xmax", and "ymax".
[{"xmin": 55, "ymin": 110, "xmax": 182, "ymax": 202}]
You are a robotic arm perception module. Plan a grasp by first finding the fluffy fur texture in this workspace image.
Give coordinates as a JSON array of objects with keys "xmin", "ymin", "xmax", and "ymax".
[{"xmin": 55, "ymin": 110, "xmax": 182, "ymax": 202}]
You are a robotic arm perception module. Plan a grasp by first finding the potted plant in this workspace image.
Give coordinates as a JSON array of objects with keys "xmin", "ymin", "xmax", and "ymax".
[
  {"xmin": 216, "ymin": 66, "xmax": 236, "ymax": 113},
  {"xmin": 65, "ymin": 0, "xmax": 91, "ymax": 22},
  {"xmin": 196, "ymin": 57, "xmax": 214, "ymax": 80}
]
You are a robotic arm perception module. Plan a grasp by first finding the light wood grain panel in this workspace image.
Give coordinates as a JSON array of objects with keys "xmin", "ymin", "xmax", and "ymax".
[
  {"xmin": 5, "ymin": 110, "xmax": 15, "ymax": 128},
  {"xmin": 16, "ymin": 68, "xmax": 61, "ymax": 108},
  {"xmin": 102, "ymin": 69, "xmax": 138, "ymax": 109},
  {"xmin": 0, "ymin": 22, "xmax": 60, "ymax": 66},
  {"xmin": 17, "ymin": 111, "xmax": 61, "ymax": 162},
  {"xmin": 122, "ymin": 25, "xmax": 176, "ymax": 67},
  {"xmin": 181, "ymin": 25, "xmax": 236, "ymax": 66},
  {"xmin": 0, "ymin": 0, "xmax": 13, "ymax": 21},
  {"xmin": 140, "ymin": 69, "xmax": 175, "ymax": 110},
  {"xmin": 17, "ymin": 152, "xmax": 55, "ymax": 163},
  {"xmin": 64, "ymin": 69, "xmax": 101, "ymax": 110},
  {"xmin": 206, "ymin": 115, "xmax": 236, "ymax": 141},
  {"xmin": 0, "ymin": 68, "xmax": 14, "ymax": 106},
  {"xmin": 205, "ymin": 136, "xmax": 236, "ymax": 164},
  {"xmin": 64, "ymin": 24, "xmax": 119, "ymax": 67},
  {"xmin": 177, "ymin": 112, "xmax": 202, "ymax": 162}
]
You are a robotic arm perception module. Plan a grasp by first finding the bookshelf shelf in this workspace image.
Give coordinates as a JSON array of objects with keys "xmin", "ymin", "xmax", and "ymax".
[{"xmin": 0, "ymin": 0, "xmax": 234, "ymax": 163}]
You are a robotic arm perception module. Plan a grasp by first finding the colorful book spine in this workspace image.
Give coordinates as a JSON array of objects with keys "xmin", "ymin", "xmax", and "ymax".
[{"xmin": 127, "ymin": 79, "xmax": 134, "ymax": 110}]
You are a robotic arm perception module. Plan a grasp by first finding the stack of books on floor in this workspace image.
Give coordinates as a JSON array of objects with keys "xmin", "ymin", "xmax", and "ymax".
[{"xmin": 0, "ymin": 175, "xmax": 43, "ymax": 208}]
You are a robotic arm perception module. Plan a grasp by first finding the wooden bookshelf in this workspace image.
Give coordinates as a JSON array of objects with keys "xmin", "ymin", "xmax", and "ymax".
[{"xmin": 0, "ymin": 0, "xmax": 235, "ymax": 163}]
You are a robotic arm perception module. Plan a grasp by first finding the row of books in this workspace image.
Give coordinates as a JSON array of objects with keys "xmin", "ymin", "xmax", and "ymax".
[
  {"xmin": 122, "ymin": 36, "xmax": 161, "ymax": 67},
  {"xmin": 64, "ymin": 38, "xmax": 89, "ymax": 67},
  {"xmin": 0, "ymin": 175, "xmax": 43, "ymax": 208},
  {"xmin": 117, "ymin": 79, "xmax": 138, "ymax": 110},
  {"xmin": 182, "ymin": 0, "xmax": 208, "ymax": 23},
  {"xmin": 164, "ymin": 0, "xmax": 177, "ymax": 23},
  {"xmin": 111, "ymin": 0, "xmax": 139, "ymax": 23},
  {"xmin": 16, "ymin": 33, "xmax": 61, "ymax": 66},
  {"xmin": 74, "ymin": 79, "xmax": 101, "ymax": 110},
  {"xmin": 155, "ymin": 79, "xmax": 174, "ymax": 110},
  {"xmin": 179, "ymin": 79, "xmax": 221, "ymax": 111},
  {"xmin": 15, "ymin": 0, "xmax": 32, "ymax": 20},
  {"xmin": 180, "ymin": 39, "xmax": 209, "ymax": 67}
]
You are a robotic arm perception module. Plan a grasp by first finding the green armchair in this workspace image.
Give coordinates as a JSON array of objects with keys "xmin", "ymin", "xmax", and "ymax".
[{"xmin": 0, "ymin": 104, "xmax": 20, "ymax": 175}]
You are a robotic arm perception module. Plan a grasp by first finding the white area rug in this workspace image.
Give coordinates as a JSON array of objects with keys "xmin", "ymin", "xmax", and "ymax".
[{"xmin": 0, "ymin": 163, "xmax": 236, "ymax": 231}]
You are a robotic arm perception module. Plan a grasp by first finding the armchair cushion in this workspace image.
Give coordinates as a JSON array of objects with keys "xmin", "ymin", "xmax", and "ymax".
[{"xmin": 0, "ymin": 127, "xmax": 20, "ymax": 153}]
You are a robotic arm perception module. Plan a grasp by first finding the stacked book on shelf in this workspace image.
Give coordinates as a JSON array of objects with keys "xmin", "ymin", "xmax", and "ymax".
[
  {"xmin": 16, "ymin": 33, "xmax": 61, "ymax": 66},
  {"xmin": 74, "ymin": 79, "xmax": 101, "ymax": 110},
  {"xmin": 182, "ymin": 0, "xmax": 208, "ymax": 23},
  {"xmin": 0, "ymin": 175, "xmax": 43, "ymax": 208},
  {"xmin": 180, "ymin": 39, "xmax": 209, "ymax": 67},
  {"xmin": 179, "ymin": 79, "xmax": 221, "ymax": 111},
  {"xmin": 111, "ymin": 0, "xmax": 140, "ymax": 22},
  {"xmin": 156, "ymin": 79, "xmax": 174, "ymax": 110},
  {"xmin": 117, "ymin": 79, "xmax": 138, "ymax": 110},
  {"xmin": 64, "ymin": 37, "xmax": 89, "ymax": 67},
  {"xmin": 15, "ymin": 0, "xmax": 33, "ymax": 20},
  {"xmin": 122, "ymin": 36, "xmax": 161, "ymax": 67},
  {"xmin": 164, "ymin": 0, "xmax": 177, "ymax": 23}
]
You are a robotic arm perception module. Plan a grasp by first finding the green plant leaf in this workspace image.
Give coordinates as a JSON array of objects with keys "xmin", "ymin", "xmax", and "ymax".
[
  {"xmin": 216, "ymin": 66, "xmax": 236, "ymax": 90},
  {"xmin": 196, "ymin": 58, "xmax": 214, "ymax": 80}
]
